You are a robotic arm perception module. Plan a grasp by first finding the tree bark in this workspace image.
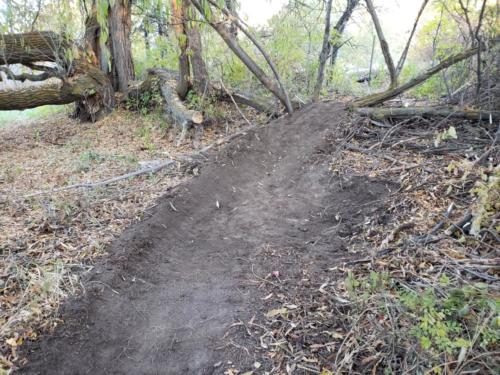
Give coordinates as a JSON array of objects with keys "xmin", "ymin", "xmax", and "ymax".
[
  {"xmin": 127, "ymin": 68, "xmax": 203, "ymax": 144},
  {"xmin": 108, "ymin": 0, "xmax": 135, "ymax": 92},
  {"xmin": 365, "ymin": 0, "xmax": 397, "ymax": 88},
  {"xmin": 0, "ymin": 31, "xmax": 69, "ymax": 65},
  {"xmin": 171, "ymin": 0, "xmax": 191, "ymax": 99},
  {"xmin": 0, "ymin": 32, "xmax": 114, "ymax": 120},
  {"xmin": 83, "ymin": 0, "xmax": 134, "ymax": 93},
  {"xmin": 355, "ymin": 106, "xmax": 500, "ymax": 121},
  {"xmin": 185, "ymin": 10, "xmax": 209, "ymax": 94},
  {"xmin": 353, "ymin": 46, "xmax": 480, "ymax": 107},
  {"xmin": 0, "ymin": 60, "xmax": 114, "ymax": 120}
]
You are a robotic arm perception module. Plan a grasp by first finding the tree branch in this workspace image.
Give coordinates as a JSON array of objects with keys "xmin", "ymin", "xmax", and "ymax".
[
  {"xmin": 353, "ymin": 46, "xmax": 481, "ymax": 107},
  {"xmin": 0, "ymin": 66, "xmax": 54, "ymax": 82}
]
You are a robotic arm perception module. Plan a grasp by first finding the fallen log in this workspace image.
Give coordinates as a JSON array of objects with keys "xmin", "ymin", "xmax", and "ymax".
[
  {"xmin": 129, "ymin": 68, "xmax": 203, "ymax": 145},
  {"xmin": 355, "ymin": 106, "xmax": 500, "ymax": 121},
  {"xmin": 212, "ymin": 83, "xmax": 278, "ymax": 116}
]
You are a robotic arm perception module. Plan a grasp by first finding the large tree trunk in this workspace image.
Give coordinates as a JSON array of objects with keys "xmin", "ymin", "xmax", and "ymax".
[
  {"xmin": 186, "ymin": 12, "xmax": 209, "ymax": 94},
  {"xmin": 0, "ymin": 32, "xmax": 114, "ymax": 120},
  {"xmin": 83, "ymin": 0, "xmax": 134, "ymax": 93},
  {"xmin": 108, "ymin": 0, "xmax": 135, "ymax": 92},
  {"xmin": 84, "ymin": 5, "xmax": 106, "ymax": 69},
  {"xmin": 170, "ymin": 0, "xmax": 209, "ymax": 97},
  {"xmin": 0, "ymin": 61, "xmax": 114, "ymax": 120},
  {"xmin": 171, "ymin": 0, "xmax": 192, "ymax": 99}
]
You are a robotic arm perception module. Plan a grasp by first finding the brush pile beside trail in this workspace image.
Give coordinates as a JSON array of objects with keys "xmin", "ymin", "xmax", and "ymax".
[{"xmin": 224, "ymin": 114, "xmax": 499, "ymax": 374}]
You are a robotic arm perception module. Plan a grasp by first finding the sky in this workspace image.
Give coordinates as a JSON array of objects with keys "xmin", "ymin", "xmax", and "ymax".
[
  {"xmin": 240, "ymin": 0, "xmax": 425, "ymax": 30},
  {"xmin": 240, "ymin": 0, "xmax": 288, "ymax": 25}
]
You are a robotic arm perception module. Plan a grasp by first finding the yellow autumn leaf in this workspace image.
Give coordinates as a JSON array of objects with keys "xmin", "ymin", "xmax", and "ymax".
[{"xmin": 265, "ymin": 308, "xmax": 288, "ymax": 318}]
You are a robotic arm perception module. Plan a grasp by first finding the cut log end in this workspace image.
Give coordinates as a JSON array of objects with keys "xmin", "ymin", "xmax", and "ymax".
[{"xmin": 192, "ymin": 111, "xmax": 204, "ymax": 124}]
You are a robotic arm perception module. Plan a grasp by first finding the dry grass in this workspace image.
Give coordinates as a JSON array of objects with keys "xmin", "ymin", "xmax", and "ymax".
[{"xmin": 0, "ymin": 105, "xmax": 263, "ymax": 371}]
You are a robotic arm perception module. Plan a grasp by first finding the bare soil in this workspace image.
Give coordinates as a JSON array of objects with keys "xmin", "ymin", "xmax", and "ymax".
[{"xmin": 18, "ymin": 102, "xmax": 397, "ymax": 374}]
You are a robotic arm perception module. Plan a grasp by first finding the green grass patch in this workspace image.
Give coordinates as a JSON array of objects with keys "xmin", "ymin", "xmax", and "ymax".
[{"xmin": 0, "ymin": 105, "xmax": 68, "ymax": 127}]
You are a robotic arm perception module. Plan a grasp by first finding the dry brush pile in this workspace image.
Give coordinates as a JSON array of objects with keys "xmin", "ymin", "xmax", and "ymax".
[{"xmin": 224, "ymin": 113, "xmax": 499, "ymax": 374}]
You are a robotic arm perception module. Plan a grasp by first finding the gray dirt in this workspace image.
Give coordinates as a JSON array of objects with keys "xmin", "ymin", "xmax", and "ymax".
[{"xmin": 19, "ymin": 102, "xmax": 395, "ymax": 374}]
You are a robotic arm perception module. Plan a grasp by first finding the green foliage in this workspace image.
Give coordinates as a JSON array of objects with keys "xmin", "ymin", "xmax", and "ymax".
[
  {"xmin": 0, "ymin": 106, "xmax": 68, "ymax": 127},
  {"xmin": 133, "ymin": 34, "xmax": 179, "ymax": 77},
  {"xmin": 400, "ymin": 283, "xmax": 499, "ymax": 354},
  {"xmin": 345, "ymin": 271, "xmax": 499, "ymax": 362},
  {"xmin": 434, "ymin": 126, "xmax": 458, "ymax": 147},
  {"xmin": 136, "ymin": 124, "xmax": 156, "ymax": 152},
  {"xmin": 470, "ymin": 170, "xmax": 500, "ymax": 236},
  {"xmin": 186, "ymin": 90, "xmax": 225, "ymax": 119},
  {"xmin": 75, "ymin": 150, "xmax": 105, "ymax": 172}
]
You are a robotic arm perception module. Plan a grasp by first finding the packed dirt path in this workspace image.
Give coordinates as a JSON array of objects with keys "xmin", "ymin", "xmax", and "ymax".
[{"xmin": 20, "ymin": 102, "xmax": 394, "ymax": 374}]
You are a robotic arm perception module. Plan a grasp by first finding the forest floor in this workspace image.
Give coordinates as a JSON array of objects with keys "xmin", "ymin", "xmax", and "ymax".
[{"xmin": 1, "ymin": 101, "xmax": 498, "ymax": 374}]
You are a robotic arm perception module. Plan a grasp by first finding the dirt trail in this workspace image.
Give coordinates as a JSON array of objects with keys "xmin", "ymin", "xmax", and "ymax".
[{"xmin": 20, "ymin": 102, "xmax": 394, "ymax": 374}]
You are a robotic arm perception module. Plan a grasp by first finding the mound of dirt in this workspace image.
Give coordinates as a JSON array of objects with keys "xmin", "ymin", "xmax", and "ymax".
[{"xmin": 19, "ymin": 102, "xmax": 396, "ymax": 374}]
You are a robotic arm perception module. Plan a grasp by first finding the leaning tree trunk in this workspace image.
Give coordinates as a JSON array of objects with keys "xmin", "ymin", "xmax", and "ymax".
[
  {"xmin": 329, "ymin": 0, "xmax": 359, "ymax": 67},
  {"xmin": 0, "ymin": 31, "xmax": 114, "ymax": 120},
  {"xmin": 190, "ymin": 0, "xmax": 294, "ymax": 113},
  {"xmin": 352, "ymin": 46, "xmax": 481, "ymax": 107},
  {"xmin": 365, "ymin": 0, "xmax": 397, "ymax": 89}
]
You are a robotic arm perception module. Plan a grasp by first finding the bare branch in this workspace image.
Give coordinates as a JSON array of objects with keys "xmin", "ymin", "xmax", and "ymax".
[{"xmin": 365, "ymin": 0, "xmax": 397, "ymax": 88}]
